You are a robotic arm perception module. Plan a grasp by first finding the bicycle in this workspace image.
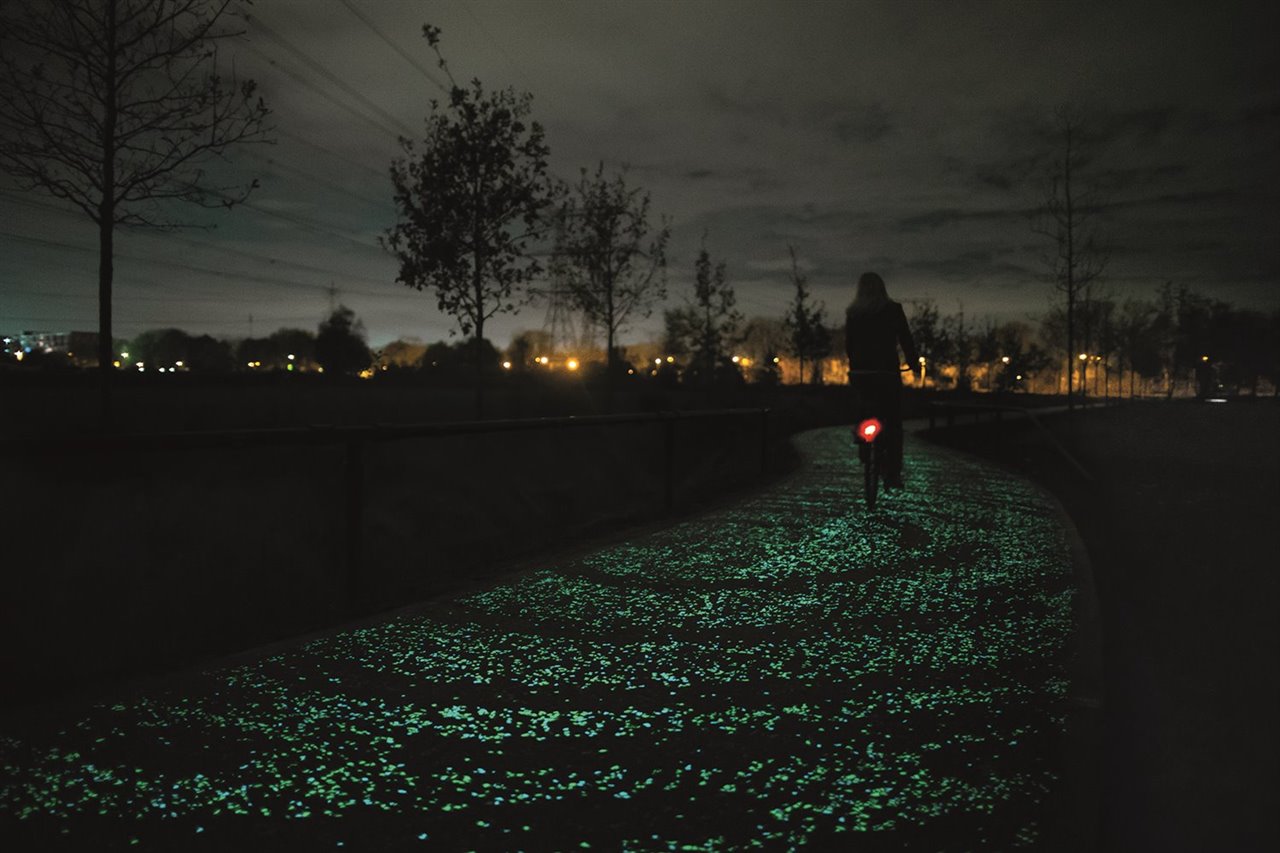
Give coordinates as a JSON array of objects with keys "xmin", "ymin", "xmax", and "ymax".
[{"xmin": 848, "ymin": 366, "xmax": 914, "ymax": 511}]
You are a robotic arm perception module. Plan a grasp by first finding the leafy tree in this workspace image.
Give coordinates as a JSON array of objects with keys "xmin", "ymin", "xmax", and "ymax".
[
  {"xmin": 0, "ymin": 0, "xmax": 270, "ymax": 427},
  {"xmin": 185, "ymin": 334, "xmax": 233, "ymax": 373},
  {"xmin": 942, "ymin": 302, "xmax": 974, "ymax": 392},
  {"xmin": 131, "ymin": 328, "xmax": 191, "ymax": 370},
  {"xmin": 782, "ymin": 245, "xmax": 828, "ymax": 384},
  {"xmin": 268, "ymin": 328, "xmax": 316, "ymax": 368},
  {"xmin": 907, "ymin": 299, "xmax": 951, "ymax": 387},
  {"xmin": 993, "ymin": 321, "xmax": 1051, "ymax": 393},
  {"xmin": 1169, "ymin": 286, "xmax": 1219, "ymax": 396},
  {"xmin": 1032, "ymin": 106, "xmax": 1107, "ymax": 409},
  {"xmin": 1092, "ymin": 296, "xmax": 1119, "ymax": 397},
  {"xmin": 131, "ymin": 327, "xmax": 232, "ymax": 372},
  {"xmin": 1116, "ymin": 297, "xmax": 1160, "ymax": 397},
  {"xmin": 505, "ymin": 329, "xmax": 554, "ymax": 371},
  {"xmin": 974, "ymin": 318, "xmax": 1001, "ymax": 391},
  {"xmin": 315, "ymin": 305, "xmax": 371, "ymax": 376},
  {"xmin": 383, "ymin": 24, "xmax": 557, "ymax": 416},
  {"xmin": 1216, "ymin": 309, "xmax": 1272, "ymax": 395},
  {"xmin": 740, "ymin": 316, "xmax": 788, "ymax": 385},
  {"xmin": 551, "ymin": 162, "xmax": 669, "ymax": 403},
  {"xmin": 235, "ymin": 337, "xmax": 275, "ymax": 369},
  {"xmin": 378, "ymin": 339, "xmax": 427, "ymax": 371},
  {"xmin": 664, "ymin": 236, "xmax": 742, "ymax": 386}
]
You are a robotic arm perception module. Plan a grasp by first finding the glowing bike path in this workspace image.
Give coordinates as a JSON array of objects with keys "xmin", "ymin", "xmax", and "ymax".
[{"xmin": 1, "ymin": 428, "xmax": 1081, "ymax": 851}]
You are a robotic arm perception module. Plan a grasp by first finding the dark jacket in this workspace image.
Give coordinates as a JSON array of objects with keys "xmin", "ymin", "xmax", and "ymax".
[{"xmin": 845, "ymin": 300, "xmax": 919, "ymax": 376}]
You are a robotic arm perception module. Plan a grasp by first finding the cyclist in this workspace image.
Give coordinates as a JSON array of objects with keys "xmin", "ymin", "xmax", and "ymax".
[{"xmin": 845, "ymin": 272, "xmax": 919, "ymax": 489}]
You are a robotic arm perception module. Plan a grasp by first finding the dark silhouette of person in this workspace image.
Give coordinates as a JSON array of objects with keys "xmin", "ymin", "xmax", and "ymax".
[{"xmin": 845, "ymin": 272, "xmax": 919, "ymax": 488}]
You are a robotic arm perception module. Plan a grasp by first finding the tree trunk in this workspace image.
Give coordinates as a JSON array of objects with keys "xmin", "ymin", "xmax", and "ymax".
[
  {"xmin": 98, "ymin": 0, "xmax": 118, "ymax": 433},
  {"xmin": 97, "ymin": 214, "xmax": 114, "ymax": 431},
  {"xmin": 474, "ymin": 318, "xmax": 485, "ymax": 419},
  {"xmin": 605, "ymin": 281, "xmax": 615, "ymax": 414}
]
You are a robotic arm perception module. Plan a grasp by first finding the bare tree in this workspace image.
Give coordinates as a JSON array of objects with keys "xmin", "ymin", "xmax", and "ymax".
[
  {"xmin": 0, "ymin": 0, "xmax": 270, "ymax": 427},
  {"xmin": 782, "ymin": 245, "xmax": 828, "ymax": 384},
  {"xmin": 943, "ymin": 300, "xmax": 974, "ymax": 392},
  {"xmin": 664, "ymin": 234, "xmax": 741, "ymax": 386},
  {"xmin": 551, "ymin": 162, "xmax": 669, "ymax": 406},
  {"xmin": 383, "ymin": 25, "xmax": 557, "ymax": 417},
  {"xmin": 1032, "ymin": 106, "xmax": 1107, "ymax": 411}
]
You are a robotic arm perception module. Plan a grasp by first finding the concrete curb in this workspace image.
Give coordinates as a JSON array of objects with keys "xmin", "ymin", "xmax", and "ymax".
[
  {"xmin": 909, "ymin": 425, "xmax": 1103, "ymax": 852},
  {"xmin": 1034, "ymin": 482, "xmax": 1104, "ymax": 853}
]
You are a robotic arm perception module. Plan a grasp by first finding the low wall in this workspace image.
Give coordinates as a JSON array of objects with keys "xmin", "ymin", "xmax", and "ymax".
[{"xmin": 0, "ymin": 413, "xmax": 770, "ymax": 704}]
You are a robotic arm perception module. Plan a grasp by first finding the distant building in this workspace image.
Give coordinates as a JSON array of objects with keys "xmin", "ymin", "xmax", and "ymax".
[{"xmin": 2, "ymin": 330, "xmax": 101, "ymax": 366}]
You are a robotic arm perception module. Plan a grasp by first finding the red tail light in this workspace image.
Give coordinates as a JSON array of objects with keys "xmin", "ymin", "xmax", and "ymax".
[{"xmin": 858, "ymin": 418, "xmax": 882, "ymax": 442}]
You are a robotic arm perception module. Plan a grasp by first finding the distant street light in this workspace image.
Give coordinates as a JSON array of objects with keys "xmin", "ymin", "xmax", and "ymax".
[
  {"xmin": 1078, "ymin": 353, "xmax": 1087, "ymax": 361},
  {"xmin": 654, "ymin": 358, "xmax": 662, "ymax": 365},
  {"xmin": 1001, "ymin": 356, "xmax": 1010, "ymax": 364},
  {"xmin": 502, "ymin": 360, "xmax": 512, "ymax": 369},
  {"xmin": 566, "ymin": 358, "xmax": 579, "ymax": 371},
  {"xmin": 287, "ymin": 353, "xmax": 295, "ymax": 361}
]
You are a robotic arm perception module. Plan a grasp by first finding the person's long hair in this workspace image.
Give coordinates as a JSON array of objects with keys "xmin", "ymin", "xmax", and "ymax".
[{"xmin": 848, "ymin": 272, "xmax": 891, "ymax": 316}]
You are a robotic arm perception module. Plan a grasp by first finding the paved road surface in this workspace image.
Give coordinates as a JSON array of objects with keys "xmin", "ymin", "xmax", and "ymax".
[{"xmin": 1, "ymin": 427, "xmax": 1086, "ymax": 851}]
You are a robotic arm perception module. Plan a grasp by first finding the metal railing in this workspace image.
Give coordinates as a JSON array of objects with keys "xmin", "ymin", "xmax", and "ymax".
[
  {"xmin": 3, "ymin": 408, "xmax": 772, "ymax": 605},
  {"xmin": 925, "ymin": 400, "xmax": 1095, "ymax": 482}
]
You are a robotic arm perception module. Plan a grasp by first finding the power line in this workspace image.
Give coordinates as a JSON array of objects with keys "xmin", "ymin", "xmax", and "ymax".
[
  {"xmin": 3, "ymin": 287, "xmax": 311, "ymax": 306},
  {"xmin": 336, "ymin": 0, "xmax": 450, "ymax": 95},
  {"xmin": 0, "ymin": 230, "xmax": 401, "ymax": 300},
  {"xmin": 0, "ymin": 313, "xmax": 319, "ymax": 328},
  {"xmin": 245, "ymin": 150, "xmax": 392, "ymax": 212},
  {"xmin": 0, "ymin": 191, "xmax": 399, "ymax": 294},
  {"xmin": 460, "ymin": 1, "xmax": 523, "ymax": 84},
  {"xmin": 273, "ymin": 127, "xmax": 390, "ymax": 182},
  {"xmin": 240, "ymin": 40, "xmax": 403, "ymax": 141},
  {"xmin": 247, "ymin": 14, "xmax": 416, "ymax": 138},
  {"xmin": 1, "ymin": 187, "xmax": 387, "ymax": 283},
  {"xmin": 209, "ymin": 193, "xmax": 388, "ymax": 257}
]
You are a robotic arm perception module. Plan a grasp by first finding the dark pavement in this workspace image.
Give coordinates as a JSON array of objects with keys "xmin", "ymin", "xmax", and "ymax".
[
  {"xmin": 1, "ymin": 427, "xmax": 1094, "ymax": 850},
  {"xmin": 923, "ymin": 400, "xmax": 1279, "ymax": 853}
]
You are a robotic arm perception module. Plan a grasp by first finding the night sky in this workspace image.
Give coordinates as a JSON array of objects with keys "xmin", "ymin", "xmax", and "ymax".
[{"xmin": 2, "ymin": 0, "xmax": 1276, "ymax": 349}]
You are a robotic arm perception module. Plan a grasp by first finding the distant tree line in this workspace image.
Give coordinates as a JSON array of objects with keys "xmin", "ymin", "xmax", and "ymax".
[{"xmin": 5, "ymin": 13, "xmax": 1276, "ymax": 411}]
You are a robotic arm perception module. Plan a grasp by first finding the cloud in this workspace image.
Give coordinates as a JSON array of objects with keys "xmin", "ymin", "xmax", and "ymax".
[
  {"xmin": 814, "ymin": 101, "xmax": 894, "ymax": 145},
  {"xmin": 902, "ymin": 250, "xmax": 1037, "ymax": 281},
  {"xmin": 1105, "ymin": 188, "xmax": 1241, "ymax": 211},
  {"xmin": 1096, "ymin": 163, "xmax": 1190, "ymax": 193},
  {"xmin": 896, "ymin": 206, "xmax": 1033, "ymax": 231},
  {"xmin": 1090, "ymin": 106, "xmax": 1179, "ymax": 146}
]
